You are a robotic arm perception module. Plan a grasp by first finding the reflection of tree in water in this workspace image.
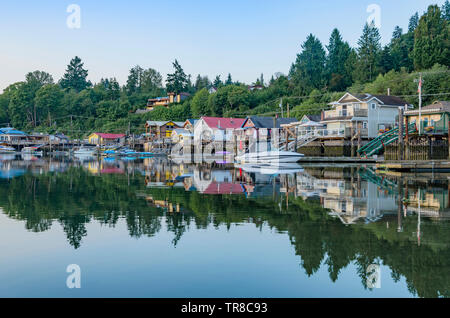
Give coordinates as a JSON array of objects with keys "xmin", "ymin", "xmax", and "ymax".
[
  {"xmin": 1, "ymin": 167, "xmax": 450, "ymax": 297},
  {"xmin": 59, "ymin": 214, "xmax": 89, "ymax": 249}
]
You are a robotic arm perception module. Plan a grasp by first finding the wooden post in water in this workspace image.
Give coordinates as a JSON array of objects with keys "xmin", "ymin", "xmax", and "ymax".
[
  {"xmin": 398, "ymin": 108, "xmax": 404, "ymax": 161},
  {"xmin": 448, "ymin": 121, "xmax": 450, "ymax": 160},
  {"xmin": 405, "ymin": 115, "xmax": 409, "ymax": 159},
  {"xmin": 357, "ymin": 122, "xmax": 362, "ymax": 158}
]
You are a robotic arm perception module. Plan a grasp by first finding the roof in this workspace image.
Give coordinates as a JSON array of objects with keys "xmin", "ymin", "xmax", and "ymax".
[
  {"xmin": 93, "ymin": 133, "xmax": 125, "ymax": 139},
  {"xmin": 185, "ymin": 119, "xmax": 198, "ymax": 126},
  {"xmin": 304, "ymin": 114, "xmax": 321, "ymax": 122},
  {"xmin": 202, "ymin": 117, "xmax": 246, "ymax": 129},
  {"xmin": 146, "ymin": 121, "xmax": 184, "ymax": 127},
  {"xmin": 336, "ymin": 92, "xmax": 409, "ymax": 107},
  {"xmin": 172, "ymin": 129, "xmax": 192, "ymax": 136},
  {"xmin": 244, "ymin": 116, "xmax": 298, "ymax": 129},
  {"xmin": 405, "ymin": 101, "xmax": 450, "ymax": 115},
  {"xmin": 0, "ymin": 127, "xmax": 27, "ymax": 135}
]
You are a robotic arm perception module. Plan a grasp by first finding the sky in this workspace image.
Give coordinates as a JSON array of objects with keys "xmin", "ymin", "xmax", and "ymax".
[{"xmin": 0, "ymin": 0, "xmax": 446, "ymax": 92}]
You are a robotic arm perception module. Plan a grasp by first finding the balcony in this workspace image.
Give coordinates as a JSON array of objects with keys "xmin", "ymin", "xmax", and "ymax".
[{"xmin": 323, "ymin": 109, "xmax": 368, "ymax": 121}]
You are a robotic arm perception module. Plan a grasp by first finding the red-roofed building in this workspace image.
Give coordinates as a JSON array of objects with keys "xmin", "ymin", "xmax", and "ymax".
[
  {"xmin": 193, "ymin": 116, "xmax": 246, "ymax": 150},
  {"xmin": 88, "ymin": 133, "xmax": 126, "ymax": 146}
]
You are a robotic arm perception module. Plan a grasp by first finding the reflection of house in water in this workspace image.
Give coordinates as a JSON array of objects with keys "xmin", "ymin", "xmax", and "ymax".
[
  {"xmin": 296, "ymin": 168, "xmax": 398, "ymax": 224},
  {"xmin": 144, "ymin": 195, "xmax": 181, "ymax": 213},
  {"xmin": 405, "ymin": 184, "xmax": 450, "ymax": 218},
  {"xmin": 86, "ymin": 159, "xmax": 125, "ymax": 175}
]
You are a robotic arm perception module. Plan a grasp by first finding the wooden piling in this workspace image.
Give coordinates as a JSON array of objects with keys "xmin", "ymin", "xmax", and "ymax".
[{"xmin": 398, "ymin": 108, "xmax": 404, "ymax": 161}]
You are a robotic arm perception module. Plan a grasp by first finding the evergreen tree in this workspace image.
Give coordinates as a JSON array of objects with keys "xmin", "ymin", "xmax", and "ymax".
[
  {"xmin": 125, "ymin": 65, "xmax": 144, "ymax": 95},
  {"xmin": 390, "ymin": 26, "xmax": 414, "ymax": 71},
  {"xmin": 194, "ymin": 75, "xmax": 210, "ymax": 91},
  {"xmin": 442, "ymin": 0, "xmax": 450, "ymax": 21},
  {"xmin": 353, "ymin": 23, "xmax": 382, "ymax": 83},
  {"xmin": 413, "ymin": 5, "xmax": 449, "ymax": 70},
  {"xmin": 289, "ymin": 34, "xmax": 326, "ymax": 93},
  {"xmin": 166, "ymin": 59, "xmax": 188, "ymax": 94},
  {"xmin": 225, "ymin": 73, "xmax": 233, "ymax": 85},
  {"xmin": 59, "ymin": 56, "xmax": 91, "ymax": 92},
  {"xmin": 326, "ymin": 28, "xmax": 353, "ymax": 91},
  {"xmin": 408, "ymin": 12, "xmax": 419, "ymax": 32},
  {"xmin": 213, "ymin": 75, "xmax": 222, "ymax": 88}
]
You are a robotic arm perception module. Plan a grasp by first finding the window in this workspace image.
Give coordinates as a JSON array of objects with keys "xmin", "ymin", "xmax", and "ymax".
[
  {"xmin": 371, "ymin": 103, "xmax": 376, "ymax": 110},
  {"xmin": 363, "ymin": 122, "xmax": 367, "ymax": 129}
]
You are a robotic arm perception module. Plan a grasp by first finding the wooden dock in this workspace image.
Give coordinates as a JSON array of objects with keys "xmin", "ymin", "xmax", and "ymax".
[
  {"xmin": 376, "ymin": 160, "xmax": 450, "ymax": 172},
  {"xmin": 298, "ymin": 157, "xmax": 376, "ymax": 163}
]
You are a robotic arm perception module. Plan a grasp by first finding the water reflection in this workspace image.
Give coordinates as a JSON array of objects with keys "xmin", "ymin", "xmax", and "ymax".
[{"xmin": 0, "ymin": 154, "xmax": 450, "ymax": 297}]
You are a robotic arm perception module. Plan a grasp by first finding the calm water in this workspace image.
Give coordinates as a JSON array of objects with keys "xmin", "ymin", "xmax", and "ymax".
[{"xmin": 0, "ymin": 153, "xmax": 449, "ymax": 298}]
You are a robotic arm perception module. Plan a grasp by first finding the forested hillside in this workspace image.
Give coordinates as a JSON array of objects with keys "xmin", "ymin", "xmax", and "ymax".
[{"xmin": 0, "ymin": 3, "xmax": 449, "ymax": 138}]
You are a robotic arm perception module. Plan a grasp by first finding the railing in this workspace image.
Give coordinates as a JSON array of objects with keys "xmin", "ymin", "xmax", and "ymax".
[
  {"xmin": 297, "ymin": 128, "xmax": 346, "ymax": 138},
  {"xmin": 323, "ymin": 109, "xmax": 368, "ymax": 120}
]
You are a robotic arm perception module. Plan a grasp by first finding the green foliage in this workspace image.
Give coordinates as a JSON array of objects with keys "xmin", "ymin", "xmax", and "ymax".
[
  {"xmin": 353, "ymin": 23, "xmax": 382, "ymax": 83},
  {"xmin": 413, "ymin": 5, "xmax": 449, "ymax": 70},
  {"xmin": 290, "ymin": 34, "xmax": 326, "ymax": 94},
  {"xmin": 59, "ymin": 56, "xmax": 91, "ymax": 92},
  {"xmin": 166, "ymin": 59, "xmax": 188, "ymax": 94},
  {"xmin": 191, "ymin": 88, "xmax": 210, "ymax": 117}
]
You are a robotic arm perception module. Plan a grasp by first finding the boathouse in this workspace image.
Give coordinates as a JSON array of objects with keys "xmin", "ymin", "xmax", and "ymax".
[{"xmin": 88, "ymin": 133, "xmax": 126, "ymax": 146}]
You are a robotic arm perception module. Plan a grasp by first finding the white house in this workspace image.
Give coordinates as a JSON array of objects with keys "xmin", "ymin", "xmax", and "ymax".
[{"xmin": 321, "ymin": 93, "xmax": 411, "ymax": 138}]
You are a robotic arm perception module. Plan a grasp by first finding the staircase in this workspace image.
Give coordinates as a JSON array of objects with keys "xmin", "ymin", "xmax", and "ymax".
[{"xmin": 357, "ymin": 123, "xmax": 417, "ymax": 157}]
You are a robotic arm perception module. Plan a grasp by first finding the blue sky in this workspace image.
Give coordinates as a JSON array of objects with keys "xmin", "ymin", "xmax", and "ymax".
[{"xmin": 0, "ymin": 0, "xmax": 446, "ymax": 91}]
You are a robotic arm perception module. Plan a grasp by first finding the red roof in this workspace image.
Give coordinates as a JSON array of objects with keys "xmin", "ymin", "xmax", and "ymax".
[
  {"xmin": 202, "ymin": 117, "xmax": 246, "ymax": 129},
  {"xmin": 203, "ymin": 182, "xmax": 245, "ymax": 195},
  {"xmin": 95, "ymin": 133, "xmax": 126, "ymax": 139}
]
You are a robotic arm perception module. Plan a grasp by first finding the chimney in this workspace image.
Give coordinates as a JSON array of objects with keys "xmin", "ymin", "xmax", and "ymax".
[{"xmin": 387, "ymin": 88, "xmax": 390, "ymax": 96}]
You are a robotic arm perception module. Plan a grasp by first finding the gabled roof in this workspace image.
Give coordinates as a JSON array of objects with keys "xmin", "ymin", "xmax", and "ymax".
[
  {"xmin": 405, "ymin": 101, "xmax": 450, "ymax": 115},
  {"xmin": 94, "ymin": 133, "xmax": 125, "ymax": 139},
  {"xmin": 303, "ymin": 114, "xmax": 321, "ymax": 122},
  {"xmin": 202, "ymin": 182, "xmax": 245, "ymax": 195},
  {"xmin": 243, "ymin": 116, "xmax": 298, "ymax": 129},
  {"xmin": 146, "ymin": 121, "xmax": 184, "ymax": 127},
  {"xmin": 184, "ymin": 119, "xmax": 198, "ymax": 126},
  {"xmin": 202, "ymin": 117, "xmax": 246, "ymax": 129},
  {"xmin": 335, "ymin": 92, "xmax": 409, "ymax": 107}
]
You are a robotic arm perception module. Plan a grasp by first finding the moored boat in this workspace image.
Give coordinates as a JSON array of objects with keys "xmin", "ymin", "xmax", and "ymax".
[
  {"xmin": 21, "ymin": 146, "xmax": 43, "ymax": 156},
  {"xmin": 235, "ymin": 150, "xmax": 304, "ymax": 164},
  {"xmin": 0, "ymin": 145, "xmax": 16, "ymax": 153},
  {"xmin": 73, "ymin": 147, "xmax": 97, "ymax": 156}
]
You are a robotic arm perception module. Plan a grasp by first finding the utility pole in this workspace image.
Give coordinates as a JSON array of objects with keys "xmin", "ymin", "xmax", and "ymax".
[
  {"xmin": 279, "ymin": 98, "xmax": 283, "ymax": 118},
  {"xmin": 414, "ymin": 73, "xmax": 423, "ymax": 135}
]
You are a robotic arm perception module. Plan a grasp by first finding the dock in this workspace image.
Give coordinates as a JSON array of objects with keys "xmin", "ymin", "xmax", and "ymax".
[
  {"xmin": 376, "ymin": 160, "xmax": 450, "ymax": 172},
  {"xmin": 298, "ymin": 157, "xmax": 376, "ymax": 163}
]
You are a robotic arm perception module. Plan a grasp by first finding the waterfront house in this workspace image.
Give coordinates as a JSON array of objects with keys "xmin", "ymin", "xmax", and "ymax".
[
  {"xmin": 88, "ymin": 133, "xmax": 126, "ymax": 146},
  {"xmin": 171, "ymin": 128, "xmax": 193, "ymax": 145},
  {"xmin": 0, "ymin": 127, "xmax": 28, "ymax": 144},
  {"xmin": 146, "ymin": 92, "xmax": 190, "ymax": 111},
  {"xmin": 183, "ymin": 119, "xmax": 198, "ymax": 132},
  {"xmin": 194, "ymin": 117, "xmax": 246, "ymax": 143},
  {"xmin": 321, "ymin": 93, "xmax": 411, "ymax": 138},
  {"xmin": 404, "ymin": 101, "xmax": 450, "ymax": 134},
  {"xmin": 145, "ymin": 121, "xmax": 184, "ymax": 140}
]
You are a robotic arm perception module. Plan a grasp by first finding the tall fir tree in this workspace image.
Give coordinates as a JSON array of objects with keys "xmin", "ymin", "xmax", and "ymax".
[
  {"xmin": 289, "ymin": 34, "xmax": 326, "ymax": 93},
  {"xmin": 166, "ymin": 59, "xmax": 188, "ymax": 94},
  {"xmin": 353, "ymin": 23, "xmax": 382, "ymax": 83},
  {"xmin": 443, "ymin": 0, "xmax": 450, "ymax": 21},
  {"xmin": 408, "ymin": 12, "xmax": 419, "ymax": 32},
  {"xmin": 326, "ymin": 28, "xmax": 353, "ymax": 91},
  {"xmin": 59, "ymin": 56, "xmax": 91, "ymax": 92}
]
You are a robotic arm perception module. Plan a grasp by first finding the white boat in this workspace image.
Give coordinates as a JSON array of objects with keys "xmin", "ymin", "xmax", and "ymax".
[
  {"xmin": 235, "ymin": 150, "xmax": 304, "ymax": 164},
  {"xmin": 235, "ymin": 163, "xmax": 304, "ymax": 175},
  {"xmin": 73, "ymin": 147, "xmax": 97, "ymax": 156},
  {"xmin": 21, "ymin": 147, "xmax": 43, "ymax": 155}
]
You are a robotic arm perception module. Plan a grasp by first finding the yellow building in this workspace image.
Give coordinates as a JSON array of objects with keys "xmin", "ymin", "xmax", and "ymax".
[
  {"xmin": 88, "ymin": 133, "xmax": 126, "ymax": 146},
  {"xmin": 146, "ymin": 92, "xmax": 190, "ymax": 111}
]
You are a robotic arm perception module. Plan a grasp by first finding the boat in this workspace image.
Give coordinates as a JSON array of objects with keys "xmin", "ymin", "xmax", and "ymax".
[
  {"xmin": 73, "ymin": 147, "xmax": 97, "ymax": 156},
  {"xmin": 0, "ymin": 145, "xmax": 16, "ymax": 153},
  {"xmin": 235, "ymin": 150, "xmax": 304, "ymax": 164},
  {"xmin": 235, "ymin": 163, "xmax": 304, "ymax": 175},
  {"xmin": 21, "ymin": 146, "xmax": 43, "ymax": 156}
]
